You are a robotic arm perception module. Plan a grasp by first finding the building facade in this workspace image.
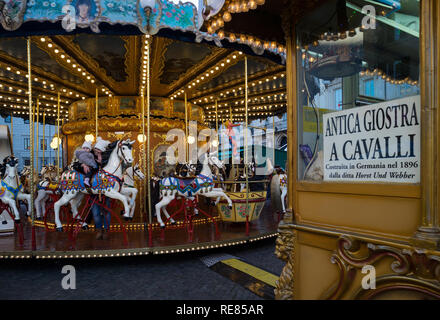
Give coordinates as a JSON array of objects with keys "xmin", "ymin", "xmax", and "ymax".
[{"xmin": 0, "ymin": 116, "xmax": 61, "ymax": 171}]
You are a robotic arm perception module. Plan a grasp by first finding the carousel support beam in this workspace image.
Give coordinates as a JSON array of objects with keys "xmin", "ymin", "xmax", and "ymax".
[{"xmin": 27, "ymin": 36, "xmax": 36, "ymax": 250}]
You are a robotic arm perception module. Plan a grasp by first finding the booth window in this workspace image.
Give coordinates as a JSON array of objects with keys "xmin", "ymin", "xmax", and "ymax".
[{"xmin": 296, "ymin": 0, "xmax": 420, "ymax": 183}]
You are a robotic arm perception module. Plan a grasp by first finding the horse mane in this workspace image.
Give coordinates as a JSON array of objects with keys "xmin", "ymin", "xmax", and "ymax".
[
  {"xmin": 101, "ymin": 141, "xmax": 118, "ymax": 167},
  {"xmin": 0, "ymin": 163, "xmax": 5, "ymax": 179}
]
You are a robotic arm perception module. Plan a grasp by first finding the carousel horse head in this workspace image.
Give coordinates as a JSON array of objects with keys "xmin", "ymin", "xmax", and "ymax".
[
  {"xmin": 3, "ymin": 155, "xmax": 19, "ymax": 177},
  {"xmin": 132, "ymin": 163, "xmax": 145, "ymax": 180},
  {"xmin": 206, "ymin": 152, "xmax": 225, "ymax": 170},
  {"xmin": 117, "ymin": 139, "xmax": 135, "ymax": 165}
]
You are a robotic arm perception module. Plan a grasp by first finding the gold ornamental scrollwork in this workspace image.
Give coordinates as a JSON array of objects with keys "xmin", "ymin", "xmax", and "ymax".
[
  {"xmin": 274, "ymin": 210, "xmax": 296, "ymax": 300},
  {"xmin": 322, "ymin": 236, "xmax": 440, "ymax": 300}
]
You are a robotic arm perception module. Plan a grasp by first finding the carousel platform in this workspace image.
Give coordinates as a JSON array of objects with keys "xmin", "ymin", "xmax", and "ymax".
[{"xmin": 0, "ymin": 200, "xmax": 281, "ymax": 259}]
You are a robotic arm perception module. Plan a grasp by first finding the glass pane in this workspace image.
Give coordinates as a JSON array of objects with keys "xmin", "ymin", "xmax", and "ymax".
[{"xmin": 297, "ymin": 0, "xmax": 420, "ymax": 183}]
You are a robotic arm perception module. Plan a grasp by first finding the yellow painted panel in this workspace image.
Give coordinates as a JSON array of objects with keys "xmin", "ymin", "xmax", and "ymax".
[
  {"xmin": 297, "ymin": 192, "xmax": 421, "ymax": 239},
  {"xmin": 296, "ymin": 243, "xmax": 339, "ymax": 299},
  {"xmin": 221, "ymin": 259, "xmax": 279, "ymax": 287}
]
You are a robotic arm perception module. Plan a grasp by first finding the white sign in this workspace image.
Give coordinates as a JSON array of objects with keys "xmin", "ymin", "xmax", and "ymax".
[{"xmin": 323, "ymin": 95, "xmax": 420, "ymax": 183}]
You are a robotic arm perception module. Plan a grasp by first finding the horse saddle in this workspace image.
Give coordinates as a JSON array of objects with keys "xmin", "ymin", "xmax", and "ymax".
[{"xmin": 178, "ymin": 178, "xmax": 197, "ymax": 191}]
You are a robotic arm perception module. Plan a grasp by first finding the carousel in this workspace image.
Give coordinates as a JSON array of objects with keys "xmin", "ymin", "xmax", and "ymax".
[{"xmin": 0, "ymin": 0, "xmax": 287, "ymax": 258}]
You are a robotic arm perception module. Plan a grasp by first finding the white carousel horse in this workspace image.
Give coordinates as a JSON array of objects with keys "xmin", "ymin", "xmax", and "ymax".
[
  {"xmin": 0, "ymin": 156, "xmax": 31, "ymax": 221},
  {"xmin": 34, "ymin": 165, "xmax": 60, "ymax": 219},
  {"xmin": 120, "ymin": 163, "xmax": 145, "ymax": 220},
  {"xmin": 266, "ymin": 158, "xmax": 287, "ymax": 213},
  {"xmin": 53, "ymin": 139, "xmax": 135, "ymax": 232},
  {"xmin": 155, "ymin": 152, "xmax": 233, "ymax": 228}
]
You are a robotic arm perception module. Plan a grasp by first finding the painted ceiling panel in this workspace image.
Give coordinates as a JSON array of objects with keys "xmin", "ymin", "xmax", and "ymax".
[
  {"xmin": 159, "ymin": 41, "xmax": 212, "ymax": 85},
  {"xmin": 0, "ymin": 38, "xmax": 84, "ymax": 85},
  {"xmin": 73, "ymin": 34, "xmax": 128, "ymax": 82}
]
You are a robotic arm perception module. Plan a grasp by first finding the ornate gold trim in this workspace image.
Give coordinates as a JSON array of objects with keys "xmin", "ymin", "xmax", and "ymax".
[
  {"xmin": 321, "ymin": 236, "xmax": 440, "ymax": 299},
  {"xmin": 275, "ymin": 212, "xmax": 296, "ymax": 300}
]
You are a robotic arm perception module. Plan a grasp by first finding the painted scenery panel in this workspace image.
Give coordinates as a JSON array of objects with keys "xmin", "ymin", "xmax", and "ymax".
[
  {"xmin": 151, "ymin": 98, "xmax": 165, "ymax": 112},
  {"xmin": 119, "ymin": 97, "xmax": 137, "ymax": 110},
  {"xmin": 76, "ymin": 101, "xmax": 87, "ymax": 115},
  {"xmin": 173, "ymin": 100, "xmax": 185, "ymax": 114},
  {"xmin": 191, "ymin": 105, "xmax": 199, "ymax": 120}
]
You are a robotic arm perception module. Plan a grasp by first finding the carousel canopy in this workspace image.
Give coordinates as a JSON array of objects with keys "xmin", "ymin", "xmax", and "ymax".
[{"xmin": 0, "ymin": 0, "xmax": 301, "ymax": 126}]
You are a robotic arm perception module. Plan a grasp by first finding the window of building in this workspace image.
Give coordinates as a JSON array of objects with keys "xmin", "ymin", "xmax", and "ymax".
[
  {"xmin": 24, "ymin": 137, "xmax": 30, "ymax": 150},
  {"xmin": 335, "ymin": 88, "xmax": 342, "ymax": 110},
  {"xmin": 364, "ymin": 79, "xmax": 374, "ymax": 97},
  {"xmin": 296, "ymin": 0, "xmax": 420, "ymax": 184},
  {"xmin": 40, "ymin": 139, "xmax": 47, "ymax": 150}
]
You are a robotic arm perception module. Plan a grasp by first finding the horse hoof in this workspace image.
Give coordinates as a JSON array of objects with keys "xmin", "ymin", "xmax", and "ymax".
[
  {"xmin": 14, "ymin": 219, "xmax": 21, "ymax": 224},
  {"xmin": 124, "ymin": 217, "xmax": 129, "ymax": 222},
  {"xmin": 171, "ymin": 220, "xmax": 176, "ymax": 225},
  {"xmin": 160, "ymin": 225, "xmax": 165, "ymax": 229},
  {"xmin": 56, "ymin": 227, "xmax": 63, "ymax": 232},
  {"xmin": 82, "ymin": 225, "xmax": 89, "ymax": 230},
  {"xmin": 228, "ymin": 205, "xmax": 233, "ymax": 210}
]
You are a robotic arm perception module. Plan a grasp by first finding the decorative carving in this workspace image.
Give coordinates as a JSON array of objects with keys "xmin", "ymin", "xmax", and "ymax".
[
  {"xmin": 0, "ymin": 0, "xmax": 27, "ymax": 31},
  {"xmin": 274, "ymin": 214, "xmax": 296, "ymax": 300},
  {"xmin": 323, "ymin": 236, "xmax": 440, "ymax": 299}
]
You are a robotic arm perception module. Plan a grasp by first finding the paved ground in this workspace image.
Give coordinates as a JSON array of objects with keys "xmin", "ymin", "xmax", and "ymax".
[{"xmin": 0, "ymin": 238, "xmax": 283, "ymax": 300}]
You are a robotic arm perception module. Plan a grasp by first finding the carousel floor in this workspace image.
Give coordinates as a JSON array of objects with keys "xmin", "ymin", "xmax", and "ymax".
[{"xmin": 0, "ymin": 201, "xmax": 281, "ymax": 258}]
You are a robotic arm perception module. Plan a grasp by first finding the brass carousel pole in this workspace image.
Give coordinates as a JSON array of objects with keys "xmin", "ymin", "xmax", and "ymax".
[
  {"xmin": 215, "ymin": 99, "xmax": 218, "ymax": 153},
  {"xmin": 146, "ymin": 38, "xmax": 151, "ymax": 227},
  {"xmin": 273, "ymin": 114, "xmax": 276, "ymax": 166},
  {"xmin": 185, "ymin": 92, "xmax": 188, "ymax": 163},
  {"xmin": 57, "ymin": 92, "xmax": 60, "ymax": 182},
  {"xmin": 140, "ymin": 101, "xmax": 145, "ymax": 225},
  {"xmin": 27, "ymin": 37, "xmax": 36, "ymax": 250},
  {"xmin": 42, "ymin": 112, "xmax": 45, "ymax": 166},
  {"xmin": 95, "ymin": 88, "xmax": 98, "ymax": 139},
  {"xmin": 245, "ymin": 56, "xmax": 249, "ymax": 234},
  {"xmin": 10, "ymin": 111, "xmax": 13, "ymax": 146},
  {"xmin": 36, "ymin": 99, "xmax": 40, "ymax": 173}
]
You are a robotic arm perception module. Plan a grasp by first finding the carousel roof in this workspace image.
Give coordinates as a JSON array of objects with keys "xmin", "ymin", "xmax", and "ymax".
[
  {"xmin": 0, "ymin": 0, "xmax": 314, "ymax": 126},
  {"xmin": 0, "ymin": 33, "xmax": 287, "ymax": 125}
]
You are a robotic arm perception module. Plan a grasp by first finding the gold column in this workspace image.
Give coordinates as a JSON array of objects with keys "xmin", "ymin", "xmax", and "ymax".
[
  {"xmin": 285, "ymin": 23, "xmax": 297, "ymax": 220},
  {"xmin": 413, "ymin": 0, "xmax": 440, "ymax": 248},
  {"xmin": 57, "ymin": 92, "xmax": 60, "ymax": 181},
  {"xmin": 27, "ymin": 37, "xmax": 35, "ymax": 225}
]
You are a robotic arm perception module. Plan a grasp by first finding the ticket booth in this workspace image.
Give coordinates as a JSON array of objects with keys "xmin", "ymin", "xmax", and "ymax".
[{"xmin": 276, "ymin": 0, "xmax": 440, "ymax": 299}]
